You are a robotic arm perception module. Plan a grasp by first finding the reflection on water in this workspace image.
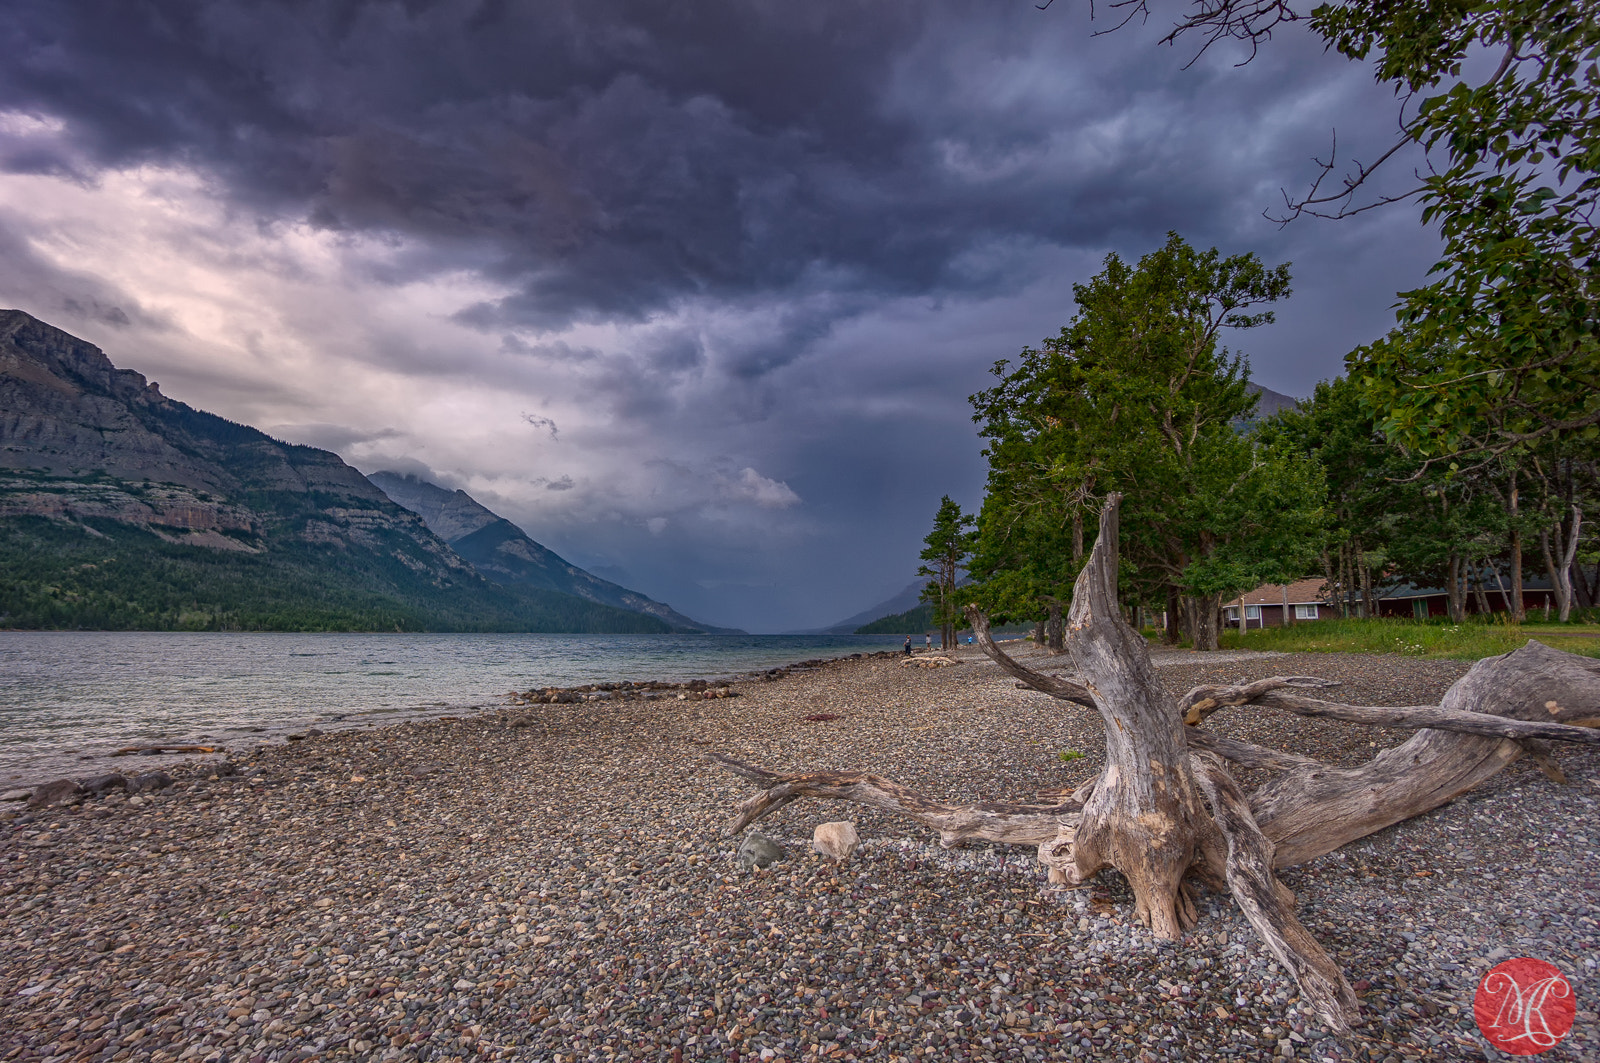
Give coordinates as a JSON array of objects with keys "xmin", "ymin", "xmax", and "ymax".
[{"xmin": 0, "ymin": 631, "xmax": 904, "ymax": 787}]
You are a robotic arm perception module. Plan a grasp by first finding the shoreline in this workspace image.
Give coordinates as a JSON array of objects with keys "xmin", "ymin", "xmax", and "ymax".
[
  {"xmin": 0, "ymin": 640, "xmax": 1262, "ymax": 793},
  {"xmin": 2, "ymin": 646, "xmax": 1594, "ymax": 1062},
  {"xmin": 0, "ymin": 633, "xmax": 911, "ymax": 790}
]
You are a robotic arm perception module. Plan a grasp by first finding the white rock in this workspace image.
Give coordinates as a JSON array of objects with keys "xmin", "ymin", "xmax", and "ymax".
[
  {"xmin": 812, "ymin": 821, "xmax": 860, "ymax": 863},
  {"xmin": 0, "ymin": 789, "xmax": 30, "ymax": 802}
]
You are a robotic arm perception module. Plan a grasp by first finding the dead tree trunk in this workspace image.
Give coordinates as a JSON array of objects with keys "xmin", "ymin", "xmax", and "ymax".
[
  {"xmin": 712, "ymin": 495, "xmax": 1600, "ymax": 1035},
  {"xmin": 1052, "ymin": 497, "xmax": 1212, "ymax": 939}
]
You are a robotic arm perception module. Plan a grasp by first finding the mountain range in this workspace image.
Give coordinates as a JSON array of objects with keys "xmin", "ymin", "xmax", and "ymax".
[{"xmin": 0, "ymin": 310, "xmax": 713, "ymax": 632}]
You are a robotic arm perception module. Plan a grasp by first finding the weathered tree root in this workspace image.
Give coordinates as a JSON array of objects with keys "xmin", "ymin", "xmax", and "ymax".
[
  {"xmin": 1191, "ymin": 751, "xmax": 1360, "ymax": 1031},
  {"xmin": 710, "ymin": 753, "xmax": 1082, "ymax": 849},
  {"xmin": 710, "ymin": 495, "xmax": 1600, "ymax": 1033}
]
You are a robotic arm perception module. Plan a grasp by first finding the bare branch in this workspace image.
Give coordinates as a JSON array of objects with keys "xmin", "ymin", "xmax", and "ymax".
[
  {"xmin": 1265, "ymin": 130, "xmax": 1424, "ymax": 225},
  {"xmin": 964, "ymin": 605, "xmax": 1098, "ymax": 707},
  {"xmin": 708, "ymin": 753, "xmax": 1081, "ymax": 848},
  {"xmin": 1249, "ymin": 689, "xmax": 1600, "ymax": 745},
  {"xmin": 1180, "ymin": 675, "xmax": 1342, "ymax": 725}
]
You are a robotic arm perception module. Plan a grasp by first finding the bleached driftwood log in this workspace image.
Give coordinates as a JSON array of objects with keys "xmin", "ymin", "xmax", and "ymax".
[{"xmin": 711, "ymin": 494, "xmax": 1600, "ymax": 1033}]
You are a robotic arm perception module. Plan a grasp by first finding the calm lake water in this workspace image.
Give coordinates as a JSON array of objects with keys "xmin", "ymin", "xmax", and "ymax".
[{"xmin": 0, "ymin": 631, "xmax": 906, "ymax": 788}]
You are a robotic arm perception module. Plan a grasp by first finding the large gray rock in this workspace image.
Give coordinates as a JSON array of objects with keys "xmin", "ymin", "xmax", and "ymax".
[
  {"xmin": 736, "ymin": 833, "xmax": 785, "ymax": 870},
  {"xmin": 27, "ymin": 779, "xmax": 82, "ymax": 807},
  {"xmin": 80, "ymin": 773, "xmax": 128, "ymax": 794}
]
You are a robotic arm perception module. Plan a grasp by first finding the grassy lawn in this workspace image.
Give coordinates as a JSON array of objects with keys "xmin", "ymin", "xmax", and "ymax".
[{"xmin": 1216, "ymin": 615, "xmax": 1600, "ymax": 660}]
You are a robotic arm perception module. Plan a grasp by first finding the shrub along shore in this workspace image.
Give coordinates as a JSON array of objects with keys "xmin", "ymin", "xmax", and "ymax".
[{"xmin": 1, "ymin": 644, "xmax": 1594, "ymax": 1062}]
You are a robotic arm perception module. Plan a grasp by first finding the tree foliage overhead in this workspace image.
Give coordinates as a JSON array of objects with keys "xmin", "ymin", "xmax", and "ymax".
[
  {"xmin": 970, "ymin": 233, "xmax": 1325, "ymax": 650},
  {"xmin": 1112, "ymin": 0, "xmax": 1599, "ymax": 463},
  {"xmin": 1334, "ymin": 0, "xmax": 1600, "ymax": 461}
]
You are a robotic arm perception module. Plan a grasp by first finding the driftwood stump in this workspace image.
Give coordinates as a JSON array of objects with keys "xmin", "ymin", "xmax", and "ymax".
[{"xmin": 712, "ymin": 494, "xmax": 1600, "ymax": 1033}]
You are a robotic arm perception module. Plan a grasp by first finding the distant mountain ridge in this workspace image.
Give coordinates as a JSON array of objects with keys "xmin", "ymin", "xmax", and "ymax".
[
  {"xmin": 367, "ymin": 472, "xmax": 737, "ymax": 633},
  {"xmin": 1243, "ymin": 382, "xmax": 1300, "ymax": 423},
  {"xmin": 811, "ymin": 576, "xmax": 928, "ymax": 634},
  {"xmin": 0, "ymin": 309, "xmax": 670, "ymax": 633}
]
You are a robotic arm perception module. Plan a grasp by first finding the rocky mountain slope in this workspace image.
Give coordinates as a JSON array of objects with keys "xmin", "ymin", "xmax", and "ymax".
[
  {"xmin": 0, "ymin": 310, "xmax": 669, "ymax": 632},
  {"xmin": 367, "ymin": 472, "xmax": 735, "ymax": 633}
]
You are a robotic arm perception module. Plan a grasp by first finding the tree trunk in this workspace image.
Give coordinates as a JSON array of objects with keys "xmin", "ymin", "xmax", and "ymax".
[
  {"xmin": 1040, "ymin": 497, "xmax": 1214, "ymax": 940},
  {"xmin": 1510, "ymin": 479, "xmax": 1526, "ymax": 622},
  {"xmin": 1336, "ymin": 544, "xmax": 1351, "ymax": 618},
  {"xmin": 1560, "ymin": 506, "xmax": 1582, "ymax": 623},
  {"xmin": 1446, "ymin": 553, "xmax": 1465, "ymax": 623},
  {"xmin": 713, "ymin": 495, "xmax": 1600, "ymax": 1035},
  {"xmin": 1360, "ymin": 546, "xmax": 1376, "ymax": 619},
  {"xmin": 1244, "ymin": 643, "xmax": 1600, "ymax": 865},
  {"xmin": 1164, "ymin": 586, "xmax": 1180, "ymax": 644},
  {"xmin": 1469, "ymin": 557, "xmax": 1491, "ymax": 617},
  {"xmin": 1541, "ymin": 506, "xmax": 1583, "ymax": 623},
  {"xmin": 1321, "ymin": 551, "xmax": 1341, "ymax": 620},
  {"xmin": 1046, "ymin": 600, "xmax": 1065, "ymax": 653},
  {"xmin": 1488, "ymin": 558, "xmax": 1512, "ymax": 617},
  {"xmin": 1186, "ymin": 592, "xmax": 1222, "ymax": 651}
]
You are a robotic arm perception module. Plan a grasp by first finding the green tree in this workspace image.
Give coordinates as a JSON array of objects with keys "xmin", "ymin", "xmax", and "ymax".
[
  {"xmin": 970, "ymin": 233, "xmax": 1325, "ymax": 650},
  {"xmin": 1255, "ymin": 375, "xmax": 1409, "ymax": 618},
  {"xmin": 918, "ymin": 496, "xmax": 975, "ymax": 652}
]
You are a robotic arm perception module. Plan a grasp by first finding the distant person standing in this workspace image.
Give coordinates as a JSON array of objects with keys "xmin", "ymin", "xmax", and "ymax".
[
  {"xmin": 924, "ymin": 633, "xmax": 932, "ymax": 653},
  {"xmin": 903, "ymin": 636, "xmax": 912, "ymax": 656}
]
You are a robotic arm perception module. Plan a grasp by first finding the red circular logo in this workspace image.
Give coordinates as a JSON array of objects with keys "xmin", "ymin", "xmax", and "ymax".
[{"xmin": 1474, "ymin": 957, "xmax": 1576, "ymax": 1055}]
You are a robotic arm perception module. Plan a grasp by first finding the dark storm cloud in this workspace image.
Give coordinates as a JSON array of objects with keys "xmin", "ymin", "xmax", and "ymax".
[
  {"xmin": 0, "ymin": 0, "xmax": 1402, "ymax": 339},
  {"xmin": 0, "ymin": 0, "xmax": 1440, "ymax": 629}
]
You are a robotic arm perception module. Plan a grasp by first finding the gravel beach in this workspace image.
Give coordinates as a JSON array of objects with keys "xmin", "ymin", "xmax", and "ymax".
[{"xmin": 2, "ymin": 643, "xmax": 1595, "ymax": 1063}]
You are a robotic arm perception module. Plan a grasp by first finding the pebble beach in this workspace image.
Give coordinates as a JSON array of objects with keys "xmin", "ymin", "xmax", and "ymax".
[{"xmin": 1, "ymin": 643, "xmax": 1596, "ymax": 1063}]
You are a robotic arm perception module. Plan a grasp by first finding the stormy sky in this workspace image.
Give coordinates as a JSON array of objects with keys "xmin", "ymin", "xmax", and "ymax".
[{"xmin": 0, "ymin": 0, "xmax": 1439, "ymax": 631}]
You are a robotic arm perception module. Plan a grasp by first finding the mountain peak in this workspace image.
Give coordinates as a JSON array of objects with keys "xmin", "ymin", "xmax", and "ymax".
[{"xmin": 367, "ymin": 471, "xmax": 500, "ymax": 542}]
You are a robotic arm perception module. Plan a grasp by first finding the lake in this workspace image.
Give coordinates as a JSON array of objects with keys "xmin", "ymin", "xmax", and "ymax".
[{"xmin": 0, "ymin": 631, "xmax": 907, "ymax": 788}]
